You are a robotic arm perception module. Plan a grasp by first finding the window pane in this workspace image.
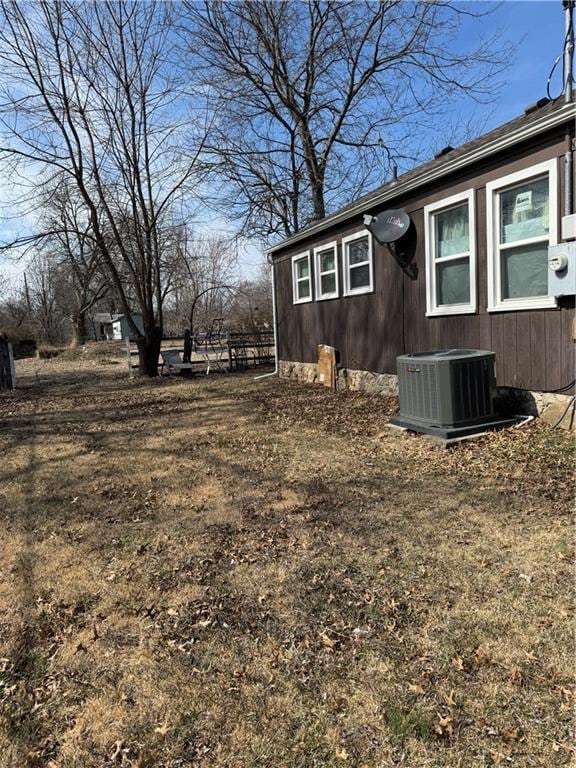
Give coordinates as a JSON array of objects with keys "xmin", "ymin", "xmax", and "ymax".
[
  {"xmin": 320, "ymin": 273, "xmax": 336, "ymax": 295},
  {"xmin": 350, "ymin": 264, "xmax": 370, "ymax": 290},
  {"xmin": 348, "ymin": 237, "xmax": 368, "ymax": 265},
  {"xmin": 298, "ymin": 280, "xmax": 310, "ymax": 299},
  {"xmin": 295, "ymin": 257, "xmax": 309, "ymax": 279},
  {"xmin": 436, "ymin": 258, "xmax": 470, "ymax": 305},
  {"xmin": 435, "ymin": 204, "xmax": 469, "ymax": 258},
  {"xmin": 319, "ymin": 250, "xmax": 335, "ymax": 272},
  {"xmin": 501, "ymin": 242, "xmax": 548, "ymax": 299},
  {"xmin": 500, "ymin": 175, "xmax": 549, "ymax": 243}
]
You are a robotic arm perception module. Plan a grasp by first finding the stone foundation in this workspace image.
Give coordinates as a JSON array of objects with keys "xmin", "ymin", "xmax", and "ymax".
[
  {"xmin": 338, "ymin": 368, "xmax": 398, "ymax": 396},
  {"xmin": 279, "ymin": 360, "xmax": 319, "ymax": 385},
  {"xmin": 279, "ymin": 359, "xmax": 575, "ymax": 430},
  {"xmin": 279, "ymin": 360, "xmax": 397, "ymax": 397}
]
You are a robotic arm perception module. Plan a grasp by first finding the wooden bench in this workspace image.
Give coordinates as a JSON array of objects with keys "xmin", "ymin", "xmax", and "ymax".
[
  {"xmin": 227, "ymin": 332, "xmax": 275, "ymax": 370},
  {"xmin": 160, "ymin": 349, "xmax": 195, "ymax": 376}
]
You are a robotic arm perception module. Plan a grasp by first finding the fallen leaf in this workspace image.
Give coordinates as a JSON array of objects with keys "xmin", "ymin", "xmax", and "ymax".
[
  {"xmin": 445, "ymin": 690, "xmax": 456, "ymax": 707},
  {"xmin": 434, "ymin": 713, "xmax": 453, "ymax": 738},
  {"xmin": 110, "ymin": 740, "xmax": 123, "ymax": 761}
]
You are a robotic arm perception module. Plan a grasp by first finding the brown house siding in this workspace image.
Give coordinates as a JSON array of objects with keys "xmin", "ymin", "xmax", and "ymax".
[{"xmin": 272, "ymin": 125, "xmax": 575, "ymax": 393}]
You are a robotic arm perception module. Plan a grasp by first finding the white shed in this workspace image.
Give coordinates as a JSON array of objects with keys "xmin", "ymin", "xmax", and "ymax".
[{"xmin": 87, "ymin": 312, "xmax": 144, "ymax": 341}]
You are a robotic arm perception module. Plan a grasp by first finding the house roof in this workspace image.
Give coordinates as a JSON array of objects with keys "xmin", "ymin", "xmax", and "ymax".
[
  {"xmin": 91, "ymin": 313, "xmax": 115, "ymax": 324},
  {"xmin": 269, "ymin": 97, "xmax": 576, "ymax": 256},
  {"xmin": 91, "ymin": 312, "xmax": 141, "ymax": 323}
]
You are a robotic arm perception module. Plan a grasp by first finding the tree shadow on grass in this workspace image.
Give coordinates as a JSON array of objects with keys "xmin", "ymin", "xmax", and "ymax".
[{"xmin": 1, "ymin": 433, "xmax": 60, "ymax": 765}]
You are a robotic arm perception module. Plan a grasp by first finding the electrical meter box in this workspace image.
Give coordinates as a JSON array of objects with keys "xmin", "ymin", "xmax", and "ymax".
[{"xmin": 548, "ymin": 243, "xmax": 576, "ymax": 297}]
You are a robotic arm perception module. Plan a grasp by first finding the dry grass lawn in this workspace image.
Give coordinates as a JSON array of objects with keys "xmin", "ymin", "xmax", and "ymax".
[{"xmin": 0, "ymin": 346, "xmax": 574, "ymax": 767}]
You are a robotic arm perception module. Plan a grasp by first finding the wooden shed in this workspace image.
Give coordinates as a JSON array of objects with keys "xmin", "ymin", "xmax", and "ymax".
[{"xmin": 268, "ymin": 97, "xmax": 576, "ymax": 398}]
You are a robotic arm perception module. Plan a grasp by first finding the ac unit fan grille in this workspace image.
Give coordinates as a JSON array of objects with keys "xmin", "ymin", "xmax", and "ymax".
[{"xmin": 451, "ymin": 359, "xmax": 492, "ymax": 422}]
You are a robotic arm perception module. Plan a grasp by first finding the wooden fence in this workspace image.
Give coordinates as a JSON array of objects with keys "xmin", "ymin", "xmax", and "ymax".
[{"xmin": 0, "ymin": 337, "xmax": 16, "ymax": 390}]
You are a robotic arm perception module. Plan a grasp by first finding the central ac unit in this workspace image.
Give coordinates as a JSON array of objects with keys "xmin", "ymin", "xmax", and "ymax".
[{"xmin": 390, "ymin": 349, "xmax": 516, "ymax": 439}]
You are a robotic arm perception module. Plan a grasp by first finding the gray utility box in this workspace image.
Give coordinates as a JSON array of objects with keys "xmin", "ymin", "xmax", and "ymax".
[
  {"xmin": 389, "ymin": 349, "xmax": 518, "ymax": 440},
  {"xmin": 548, "ymin": 242, "xmax": 576, "ymax": 297}
]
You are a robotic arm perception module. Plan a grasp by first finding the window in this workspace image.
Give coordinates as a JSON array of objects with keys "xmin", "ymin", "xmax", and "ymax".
[
  {"xmin": 425, "ymin": 189, "xmax": 476, "ymax": 316},
  {"xmin": 342, "ymin": 230, "xmax": 373, "ymax": 296},
  {"xmin": 487, "ymin": 159, "xmax": 557, "ymax": 311},
  {"xmin": 292, "ymin": 251, "xmax": 312, "ymax": 304},
  {"xmin": 314, "ymin": 241, "xmax": 339, "ymax": 300}
]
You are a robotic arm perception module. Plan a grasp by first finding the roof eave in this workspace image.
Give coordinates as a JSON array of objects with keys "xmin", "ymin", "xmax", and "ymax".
[{"xmin": 268, "ymin": 102, "xmax": 576, "ymax": 256}]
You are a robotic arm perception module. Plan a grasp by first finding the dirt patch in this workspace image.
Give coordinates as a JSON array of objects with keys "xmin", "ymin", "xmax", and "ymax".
[{"xmin": 0, "ymin": 358, "xmax": 573, "ymax": 767}]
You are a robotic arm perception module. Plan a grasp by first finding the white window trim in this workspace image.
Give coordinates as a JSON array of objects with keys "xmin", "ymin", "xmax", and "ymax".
[
  {"xmin": 313, "ymin": 241, "xmax": 339, "ymax": 300},
  {"xmin": 424, "ymin": 189, "xmax": 477, "ymax": 316},
  {"xmin": 486, "ymin": 159, "xmax": 558, "ymax": 312},
  {"xmin": 291, "ymin": 251, "xmax": 313, "ymax": 304},
  {"xmin": 342, "ymin": 230, "xmax": 373, "ymax": 296}
]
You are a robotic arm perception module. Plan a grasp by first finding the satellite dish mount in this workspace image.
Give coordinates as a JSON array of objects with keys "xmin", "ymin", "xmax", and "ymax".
[{"xmin": 363, "ymin": 209, "xmax": 418, "ymax": 280}]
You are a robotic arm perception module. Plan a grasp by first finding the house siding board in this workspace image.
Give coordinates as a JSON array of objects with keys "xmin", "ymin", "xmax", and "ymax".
[
  {"xmin": 478, "ymin": 313, "xmax": 492, "ymax": 352},
  {"xmin": 272, "ymin": 123, "xmax": 574, "ymax": 392},
  {"xmin": 516, "ymin": 312, "xmax": 532, "ymax": 389},
  {"xmin": 545, "ymin": 309, "xmax": 563, "ymax": 390},
  {"xmin": 402, "ymin": 274, "xmax": 416, "ymax": 355},
  {"xmin": 503, "ymin": 314, "xmax": 519, "ymax": 387},
  {"xmin": 402, "ymin": 207, "xmax": 426, "ymax": 354},
  {"xmin": 529, "ymin": 312, "xmax": 547, "ymax": 391},
  {"xmin": 475, "ymin": 187, "xmax": 488, "ymax": 315},
  {"xmin": 377, "ymin": 238, "xmax": 404, "ymax": 371},
  {"xmin": 560, "ymin": 302, "xmax": 575, "ymax": 393},
  {"xmin": 460, "ymin": 315, "xmax": 480, "ymax": 351}
]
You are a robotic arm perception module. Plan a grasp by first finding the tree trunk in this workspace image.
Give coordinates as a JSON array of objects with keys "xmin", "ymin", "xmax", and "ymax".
[
  {"xmin": 310, "ymin": 181, "xmax": 325, "ymax": 220},
  {"xmin": 189, "ymin": 300, "xmax": 197, "ymax": 343},
  {"xmin": 136, "ymin": 325, "xmax": 162, "ymax": 377},
  {"xmin": 70, "ymin": 311, "xmax": 87, "ymax": 347},
  {"xmin": 183, "ymin": 328, "xmax": 192, "ymax": 363}
]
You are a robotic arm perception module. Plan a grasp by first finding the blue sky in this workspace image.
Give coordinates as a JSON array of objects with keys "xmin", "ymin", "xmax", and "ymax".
[
  {"xmin": 0, "ymin": 1, "xmax": 570, "ymax": 281},
  {"xmin": 456, "ymin": 1, "xmax": 567, "ymax": 128}
]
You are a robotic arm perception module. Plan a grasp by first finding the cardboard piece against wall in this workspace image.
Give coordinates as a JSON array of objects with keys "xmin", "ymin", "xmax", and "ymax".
[{"xmin": 317, "ymin": 344, "xmax": 336, "ymax": 389}]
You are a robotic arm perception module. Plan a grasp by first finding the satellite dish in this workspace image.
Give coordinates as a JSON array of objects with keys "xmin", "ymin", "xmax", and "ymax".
[{"xmin": 363, "ymin": 209, "xmax": 411, "ymax": 245}]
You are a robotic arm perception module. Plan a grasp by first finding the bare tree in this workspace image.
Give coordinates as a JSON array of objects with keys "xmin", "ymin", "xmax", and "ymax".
[
  {"xmin": 0, "ymin": 1, "xmax": 208, "ymax": 375},
  {"xmin": 183, "ymin": 1, "xmax": 507, "ymax": 238},
  {"xmin": 226, "ymin": 264, "xmax": 273, "ymax": 332},
  {"xmin": 164, "ymin": 228, "xmax": 237, "ymax": 338},
  {"xmin": 24, "ymin": 254, "xmax": 68, "ymax": 344},
  {"xmin": 0, "ymin": 273, "xmax": 33, "ymax": 338},
  {"xmin": 38, "ymin": 180, "xmax": 108, "ymax": 346}
]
